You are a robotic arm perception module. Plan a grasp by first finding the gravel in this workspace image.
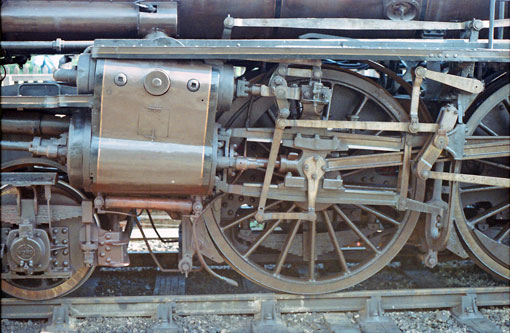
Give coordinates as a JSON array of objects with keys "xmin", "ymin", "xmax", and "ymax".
[{"xmin": 3, "ymin": 247, "xmax": 509, "ymax": 332}]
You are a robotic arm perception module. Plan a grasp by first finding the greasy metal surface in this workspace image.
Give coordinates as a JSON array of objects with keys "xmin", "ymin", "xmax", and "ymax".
[
  {"xmin": 1, "ymin": 287, "xmax": 508, "ymax": 318},
  {"xmin": 91, "ymin": 60, "xmax": 217, "ymax": 195},
  {"xmin": 1, "ymin": 0, "xmax": 177, "ymax": 41}
]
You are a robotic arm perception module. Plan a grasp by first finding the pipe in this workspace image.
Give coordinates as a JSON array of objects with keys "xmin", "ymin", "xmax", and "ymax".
[
  {"xmin": 497, "ymin": 1, "xmax": 506, "ymax": 39},
  {"xmin": 1, "ymin": 1, "xmax": 177, "ymax": 41},
  {"xmin": 0, "ymin": 141, "xmax": 32, "ymax": 151},
  {"xmin": 104, "ymin": 196, "xmax": 193, "ymax": 214},
  {"xmin": 489, "ymin": 0, "xmax": 496, "ymax": 49},
  {"xmin": 1, "ymin": 111, "xmax": 70, "ymax": 136},
  {"xmin": 0, "ymin": 40, "xmax": 93, "ymax": 53}
]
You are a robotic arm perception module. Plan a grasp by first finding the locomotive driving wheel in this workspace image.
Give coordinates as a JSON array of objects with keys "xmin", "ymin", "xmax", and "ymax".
[
  {"xmin": 1, "ymin": 159, "xmax": 96, "ymax": 300},
  {"xmin": 454, "ymin": 78, "xmax": 510, "ymax": 280},
  {"xmin": 206, "ymin": 68, "xmax": 426, "ymax": 294}
]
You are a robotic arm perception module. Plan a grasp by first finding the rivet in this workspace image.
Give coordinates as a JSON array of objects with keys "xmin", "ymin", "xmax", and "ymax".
[
  {"xmin": 63, "ymin": 261, "xmax": 69, "ymax": 267},
  {"xmin": 105, "ymin": 246, "xmax": 111, "ymax": 251},
  {"xmin": 105, "ymin": 235, "xmax": 111, "ymax": 240},
  {"xmin": 62, "ymin": 228, "xmax": 68, "ymax": 234},
  {"xmin": 99, "ymin": 241, "xmax": 105, "ymax": 246},
  {"xmin": 54, "ymin": 261, "xmax": 59, "ymax": 266},
  {"xmin": 53, "ymin": 228, "xmax": 58, "ymax": 234},
  {"xmin": 62, "ymin": 239, "xmax": 68, "ymax": 244},
  {"xmin": 63, "ymin": 250, "xmax": 69, "ymax": 255},
  {"xmin": 106, "ymin": 257, "xmax": 111, "ymax": 263},
  {"xmin": 100, "ymin": 252, "xmax": 106, "ymax": 257}
]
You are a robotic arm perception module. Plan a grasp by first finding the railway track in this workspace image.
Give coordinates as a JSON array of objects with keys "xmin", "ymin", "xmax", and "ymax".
[{"xmin": 2, "ymin": 287, "xmax": 508, "ymax": 332}]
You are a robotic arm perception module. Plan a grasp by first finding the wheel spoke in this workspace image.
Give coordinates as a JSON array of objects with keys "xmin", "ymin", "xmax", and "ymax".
[
  {"xmin": 354, "ymin": 204, "xmax": 400, "ymax": 226},
  {"xmin": 322, "ymin": 211, "xmax": 350, "ymax": 273},
  {"xmin": 495, "ymin": 225, "xmax": 510, "ymax": 243},
  {"xmin": 476, "ymin": 159, "xmax": 510, "ymax": 171},
  {"xmin": 351, "ymin": 95, "xmax": 368, "ymax": 117},
  {"xmin": 460, "ymin": 185, "xmax": 500, "ymax": 193},
  {"xmin": 468, "ymin": 202, "xmax": 510, "ymax": 226},
  {"xmin": 221, "ymin": 201, "xmax": 282, "ymax": 230},
  {"xmin": 242, "ymin": 204, "xmax": 295, "ymax": 258},
  {"xmin": 333, "ymin": 205, "xmax": 381, "ymax": 254},
  {"xmin": 273, "ymin": 219, "xmax": 302, "ymax": 276},
  {"xmin": 479, "ymin": 122, "xmax": 498, "ymax": 136}
]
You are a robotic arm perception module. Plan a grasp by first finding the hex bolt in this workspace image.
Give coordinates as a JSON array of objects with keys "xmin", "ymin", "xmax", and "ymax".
[
  {"xmin": 114, "ymin": 73, "xmax": 127, "ymax": 86},
  {"xmin": 187, "ymin": 79, "xmax": 200, "ymax": 92},
  {"xmin": 274, "ymin": 76, "xmax": 284, "ymax": 85},
  {"xmin": 311, "ymin": 174, "xmax": 317, "ymax": 180},
  {"xmin": 304, "ymin": 164, "xmax": 310, "ymax": 171}
]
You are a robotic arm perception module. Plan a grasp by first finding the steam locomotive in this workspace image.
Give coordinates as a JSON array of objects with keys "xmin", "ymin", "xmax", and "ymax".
[{"xmin": 1, "ymin": 0, "xmax": 509, "ymax": 300}]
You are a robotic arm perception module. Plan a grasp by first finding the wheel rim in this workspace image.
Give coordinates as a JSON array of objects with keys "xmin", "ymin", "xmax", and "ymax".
[
  {"xmin": 207, "ymin": 68, "xmax": 426, "ymax": 294},
  {"xmin": 1, "ymin": 159, "xmax": 96, "ymax": 300},
  {"xmin": 454, "ymin": 82, "xmax": 510, "ymax": 280}
]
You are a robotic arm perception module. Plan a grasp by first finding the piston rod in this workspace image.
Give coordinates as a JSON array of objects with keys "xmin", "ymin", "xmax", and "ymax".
[{"xmin": 103, "ymin": 197, "xmax": 193, "ymax": 214}]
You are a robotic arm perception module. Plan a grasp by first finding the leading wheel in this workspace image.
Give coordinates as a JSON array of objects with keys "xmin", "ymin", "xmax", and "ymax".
[
  {"xmin": 205, "ymin": 68, "xmax": 426, "ymax": 294},
  {"xmin": 1, "ymin": 159, "xmax": 96, "ymax": 300}
]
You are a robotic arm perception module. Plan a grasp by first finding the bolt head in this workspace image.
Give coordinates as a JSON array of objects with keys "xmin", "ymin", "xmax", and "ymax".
[
  {"xmin": 187, "ymin": 79, "xmax": 200, "ymax": 92},
  {"xmin": 114, "ymin": 73, "xmax": 127, "ymax": 86}
]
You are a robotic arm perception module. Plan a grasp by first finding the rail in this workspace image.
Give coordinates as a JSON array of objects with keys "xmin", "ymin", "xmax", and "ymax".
[{"xmin": 2, "ymin": 287, "xmax": 508, "ymax": 332}]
